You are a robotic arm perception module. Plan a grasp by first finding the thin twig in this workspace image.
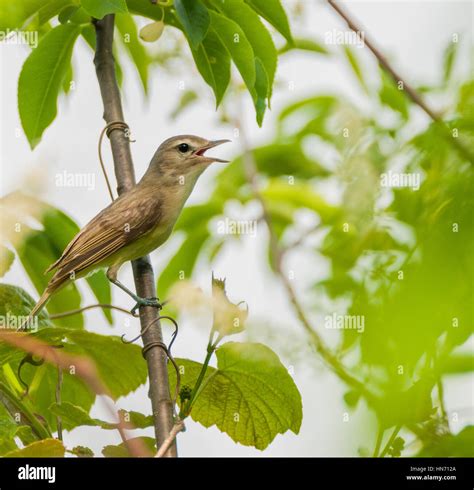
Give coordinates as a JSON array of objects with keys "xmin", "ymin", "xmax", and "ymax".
[
  {"xmin": 50, "ymin": 303, "xmax": 138, "ymax": 319},
  {"xmin": 97, "ymin": 123, "xmax": 117, "ymax": 201},
  {"xmin": 326, "ymin": 0, "xmax": 474, "ymax": 164},
  {"xmin": 327, "ymin": 0, "xmax": 439, "ymax": 120},
  {"xmin": 380, "ymin": 425, "xmax": 402, "ymax": 458},
  {"xmin": 155, "ymin": 419, "xmax": 185, "ymax": 457},
  {"xmin": 180, "ymin": 334, "xmax": 217, "ymax": 418},
  {"xmin": 55, "ymin": 365, "xmax": 63, "ymax": 441},
  {"xmin": 373, "ymin": 425, "xmax": 384, "ymax": 457},
  {"xmin": 437, "ymin": 378, "xmax": 450, "ymax": 433}
]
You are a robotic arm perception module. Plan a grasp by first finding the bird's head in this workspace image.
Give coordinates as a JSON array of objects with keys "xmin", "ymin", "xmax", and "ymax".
[{"xmin": 153, "ymin": 135, "xmax": 230, "ymax": 177}]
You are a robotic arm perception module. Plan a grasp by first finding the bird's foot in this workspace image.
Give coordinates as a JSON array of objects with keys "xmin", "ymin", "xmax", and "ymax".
[{"xmin": 131, "ymin": 296, "xmax": 162, "ymax": 315}]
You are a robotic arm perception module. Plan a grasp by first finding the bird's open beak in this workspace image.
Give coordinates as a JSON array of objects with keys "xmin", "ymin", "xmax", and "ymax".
[{"xmin": 194, "ymin": 139, "xmax": 231, "ymax": 163}]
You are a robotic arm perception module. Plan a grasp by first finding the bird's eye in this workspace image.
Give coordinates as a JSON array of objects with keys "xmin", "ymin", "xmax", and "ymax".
[{"xmin": 178, "ymin": 143, "xmax": 190, "ymax": 153}]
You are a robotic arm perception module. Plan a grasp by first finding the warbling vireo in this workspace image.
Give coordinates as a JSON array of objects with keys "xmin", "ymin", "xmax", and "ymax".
[{"xmin": 27, "ymin": 135, "xmax": 229, "ymax": 319}]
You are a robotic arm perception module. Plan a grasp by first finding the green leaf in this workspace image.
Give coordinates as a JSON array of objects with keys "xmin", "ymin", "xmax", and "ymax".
[
  {"xmin": 343, "ymin": 390, "xmax": 361, "ymax": 408},
  {"xmin": 126, "ymin": 0, "xmax": 163, "ymax": 21},
  {"xmin": 373, "ymin": 378, "xmax": 435, "ymax": 429},
  {"xmin": 212, "ymin": 0, "xmax": 277, "ymax": 101},
  {"xmin": 0, "ymin": 246, "xmax": 14, "ymax": 278},
  {"xmin": 0, "ymin": 431, "xmax": 18, "ymax": 455},
  {"xmin": 209, "ymin": 10, "xmax": 256, "ymax": 97},
  {"xmin": 174, "ymin": 0, "xmax": 210, "ymax": 50},
  {"xmin": 102, "ymin": 437, "xmax": 155, "ymax": 457},
  {"xmin": 344, "ymin": 45, "xmax": 368, "ymax": 93},
  {"xmin": 38, "ymin": 0, "xmax": 79, "ymax": 25},
  {"xmin": 49, "ymin": 401, "xmax": 115, "ymax": 430},
  {"xmin": 118, "ymin": 409, "xmax": 154, "ymax": 429},
  {"xmin": 4, "ymin": 360, "xmax": 95, "ymax": 432},
  {"xmin": 128, "ymin": 0, "xmax": 230, "ymax": 105},
  {"xmin": 81, "ymin": 23, "xmax": 96, "ymax": 49},
  {"xmin": 18, "ymin": 24, "xmax": 80, "ymax": 148},
  {"xmin": 280, "ymin": 38, "xmax": 328, "ymax": 55},
  {"xmin": 80, "ymin": 0, "xmax": 127, "ymax": 19},
  {"xmin": 0, "ymin": 283, "xmax": 52, "ymax": 330},
  {"xmin": 69, "ymin": 6, "xmax": 92, "ymax": 24},
  {"xmin": 278, "ymin": 95, "xmax": 338, "ymax": 126},
  {"xmin": 64, "ymin": 329, "xmax": 148, "ymax": 399},
  {"xmin": 417, "ymin": 426, "xmax": 474, "ymax": 457},
  {"xmin": 48, "ymin": 404, "xmax": 154, "ymax": 431},
  {"xmin": 58, "ymin": 4, "xmax": 80, "ymax": 24},
  {"xmin": 62, "ymin": 61, "xmax": 74, "ymax": 94},
  {"xmin": 0, "ymin": 417, "xmax": 34, "ymax": 455},
  {"xmin": 4, "ymin": 438, "xmax": 65, "ymax": 457},
  {"xmin": 388, "ymin": 436, "xmax": 405, "ymax": 457},
  {"xmin": 254, "ymin": 57, "xmax": 268, "ymax": 125},
  {"xmin": 115, "ymin": 13, "xmax": 151, "ymax": 93},
  {"xmin": 0, "ymin": 0, "xmax": 45, "ymax": 30},
  {"xmin": 0, "ymin": 404, "xmax": 27, "ymax": 455},
  {"xmin": 198, "ymin": 6, "xmax": 267, "ymax": 121},
  {"xmin": 82, "ymin": 271, "xmax": 113, "ymax": 323},
  {"xmin": 215, "ymin": 143, "xmax": 330, "ymax": 198},
  {"xmin": 170, "ymin": 90, "xmax": 198, "ymax": 119},
  {"xmin": 0, "ymin": 327, "xmax": 147, "ymax": 414},
  {"xmin": 456, "ymin": 81, "xmax": 474, "ymax": 124},
  {"xmin": 443, "ymin": 39, "xmax": 458, "ymax": 83},
  {"xmin": 0, "ymin": 415, "xmax": 21, "ymax": 440},
  {"xmin": 175, "ymin": 202, "xmax": 223, "ymax": 231},
  {"xmin": 190, "ymin": 29, "xmax": 231, "ymax": 106},
  {"xmin": 276, "ymin": 95, "xmax": 340, "ymax": 142},
  {"xmin": 379, "ymin": 70, "xmax": 409, "ymax": 121},
  {"xmin": 157, "ymin": 228, "xmax": 209, "ymax": 299},
  {"xmin": 440, "ymin": 353, "xmax": 474, "ymax": 374},
  {"xmin": 245, "ymin": 0, "xmax": 292, "ymax": 43},
  {"xmin": 261, "ymin": 180, "xmax": 339, "ymax": 223},
  {"xmin": 170, "ymin": 342, "xmax": 302, "ymax": 450}
]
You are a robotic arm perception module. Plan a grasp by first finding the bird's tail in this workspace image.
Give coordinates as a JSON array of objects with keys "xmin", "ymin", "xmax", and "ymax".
[{"xmin": 19, "ymin": 291, "xmax": 50, "ymax": 332}]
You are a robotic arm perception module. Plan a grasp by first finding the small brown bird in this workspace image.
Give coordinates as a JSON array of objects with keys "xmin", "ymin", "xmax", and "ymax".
[{"xmin": 28, "ymin": 135, "xmax": 229, "ymax": 319}]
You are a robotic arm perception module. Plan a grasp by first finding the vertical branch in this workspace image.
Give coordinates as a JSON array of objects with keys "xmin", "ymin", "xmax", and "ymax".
[{"xmin": 93, "ymin": 14, "xmax": 177, "ymax": 457}]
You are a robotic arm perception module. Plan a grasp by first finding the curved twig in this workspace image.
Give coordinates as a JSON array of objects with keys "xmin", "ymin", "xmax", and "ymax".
[
  {"xmin": 97, "ymin": 121, "xmax": 135, "ymax": 202},
  {"xmin": 50, "ymin": 303, "xmax": 138, "ymax": 320}
]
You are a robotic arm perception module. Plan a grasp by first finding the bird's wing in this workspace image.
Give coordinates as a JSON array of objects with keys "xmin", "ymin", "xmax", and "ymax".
[{"xmin": 46, "ymin": 187, "xmax": 161, "ymax": 288}]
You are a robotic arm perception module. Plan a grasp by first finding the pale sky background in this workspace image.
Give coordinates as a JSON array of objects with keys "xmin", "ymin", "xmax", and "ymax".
[{"xmin": 0, "ymin": 0, "xmax": 473, "ymax": 456}]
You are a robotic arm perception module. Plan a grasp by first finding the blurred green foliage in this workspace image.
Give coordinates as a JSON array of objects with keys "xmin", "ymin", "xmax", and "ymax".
[
  {"xmin": 0, "ymin": 0, "xmax": 472, "ymax": 457},
  {"xmin": 162, "ymin": 36, "xmax": 473, "ymax": 455}
]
